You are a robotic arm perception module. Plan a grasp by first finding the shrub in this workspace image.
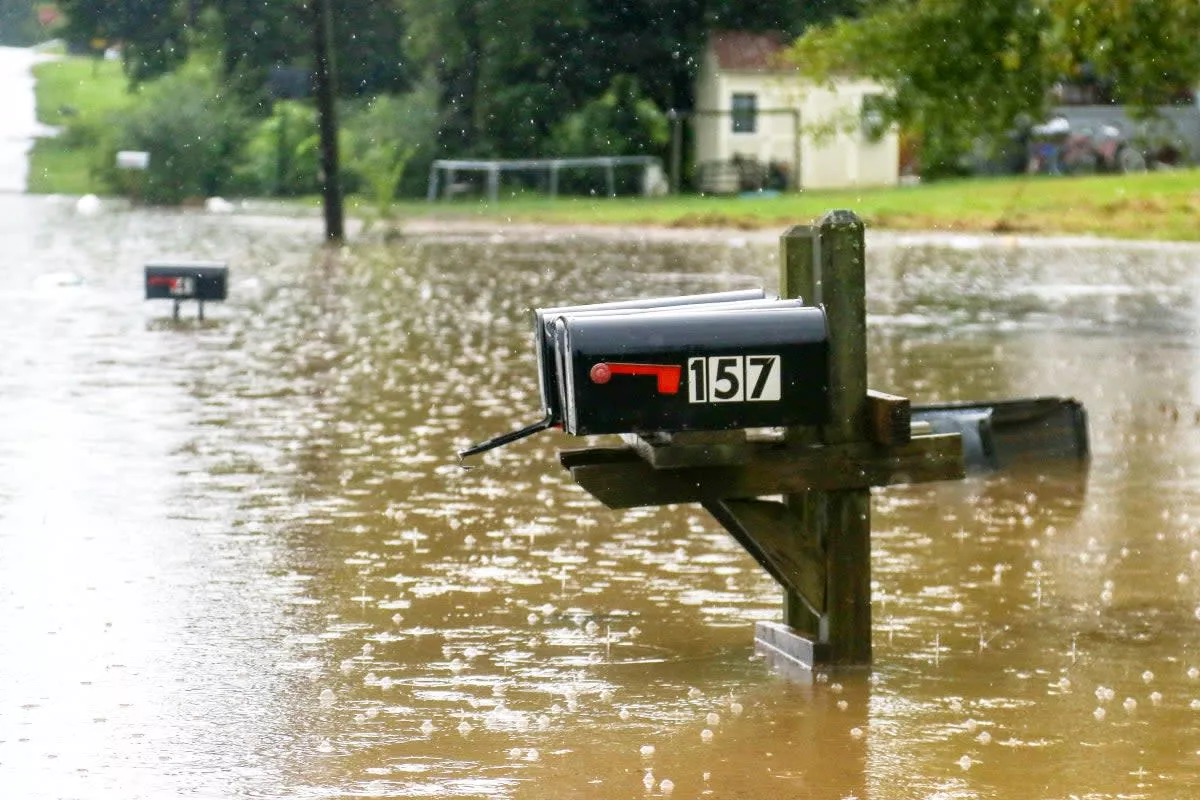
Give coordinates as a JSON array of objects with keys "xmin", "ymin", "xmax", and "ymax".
[
  {"xmin": 102, "ymin": 66, "xmax": 247, "ymax": 204},
  {"xmin": 342, "ymin": 78, "xmax": 440, "ymax": 215},
  {"xmin": 231, "ymin": 100, "xmax": 322, "ymax": 197}
]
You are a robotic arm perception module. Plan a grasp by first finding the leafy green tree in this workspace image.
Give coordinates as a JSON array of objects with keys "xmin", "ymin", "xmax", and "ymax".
[
  {"xmin": 791, "ymin": 0, "xmax": 1200, "ymax": 176},
  {"xmin": 552, "ymin": 75, "xmax": 668, "ymax": 156},
  {"xmin": 1044, "ymin": 0, "xmax": 1200, "ymax": 109},
  {"xmin": 215, "ymin": 0, "xmax": 412, "ymax": 106}
]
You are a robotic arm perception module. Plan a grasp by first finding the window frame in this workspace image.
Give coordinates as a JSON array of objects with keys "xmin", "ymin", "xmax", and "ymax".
[{"xmin": 731, "ymin": 93, "xmax": 758, "ymax": 134}]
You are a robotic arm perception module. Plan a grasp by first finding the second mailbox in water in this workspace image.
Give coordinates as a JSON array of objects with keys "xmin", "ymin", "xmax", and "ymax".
[{"xmin": 550, "ymin": 303, "xmax": 830, "ymax": 436}]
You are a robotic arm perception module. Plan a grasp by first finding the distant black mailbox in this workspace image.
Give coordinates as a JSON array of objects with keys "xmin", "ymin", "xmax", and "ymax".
[
  {"xmin": 460, "ymin": 290, "xmax": 830, "ymax": 457},
  {"xmin": 145, "ymin": 261, "xmax": 228, "ymax": 320}
]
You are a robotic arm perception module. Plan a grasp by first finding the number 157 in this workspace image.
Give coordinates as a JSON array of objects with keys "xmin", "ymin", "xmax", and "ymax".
[{"xmin": 687, "ymin": 355, "xmax": 781, "ymax": 403}]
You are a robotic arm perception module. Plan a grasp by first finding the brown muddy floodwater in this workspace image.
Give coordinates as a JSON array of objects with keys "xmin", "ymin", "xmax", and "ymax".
[{"xmin": 3, "ymin": 194, "xmax": 1200, "ymax": 800}]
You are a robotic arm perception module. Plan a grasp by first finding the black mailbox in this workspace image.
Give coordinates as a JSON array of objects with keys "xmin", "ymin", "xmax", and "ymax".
[
  {"xmin": 460, "ymin": 291, "xmax": 830, "ymax": 458},
  {"xmin": 145, "ymin": 261, "xmax": 228, "ymax": 320},
  {"xmin": 552, "ymin": 303, "xmax": 829, "ymax": 435}
]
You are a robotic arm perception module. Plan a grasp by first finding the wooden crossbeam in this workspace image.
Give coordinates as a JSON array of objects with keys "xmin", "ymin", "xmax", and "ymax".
[{"xmin": 560, "ymin": 433, "xmax": 963, "ymax": 510}]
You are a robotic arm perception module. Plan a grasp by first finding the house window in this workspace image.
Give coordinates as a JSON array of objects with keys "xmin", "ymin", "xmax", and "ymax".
[
  {"xmin": 861, "ymin": 94, "xmax": 887, "ymax": 142},
  {"xmin": 732, "ymin": 93, "xmax": 757, "ymax": 133}
]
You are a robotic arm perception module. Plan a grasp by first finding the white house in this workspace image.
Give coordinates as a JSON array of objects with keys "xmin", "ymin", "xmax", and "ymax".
[{"xmin": 691, "ymin": 31, "xmax": 899, "ymax": 192}]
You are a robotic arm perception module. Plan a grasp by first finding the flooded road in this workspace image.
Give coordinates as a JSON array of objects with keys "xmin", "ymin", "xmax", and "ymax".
[{"xmin": 2, "ymin": 190, "xmax": 1200, "ymax": 800}]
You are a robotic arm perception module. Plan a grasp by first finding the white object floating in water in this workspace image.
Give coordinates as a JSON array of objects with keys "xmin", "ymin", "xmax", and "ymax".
[
  {"xmin": 730, "ymin": 702, "xmax": 744, "ymax": 716},
  {"xmin": 976, "ymin": 731, "xmax": 992, "ymax": 745},
  {"xmin": 706, "ymin": 712, "xmax": 720, "ymax": 726},
  {"xmin": 1123, "ymin": 697, "xmax": 1138, "ymax": 713},
  {"xmin": 1150, "ymin": 691, "xmax": 1163, "ymax": 706},
  {"xmin": 420, "ymin": 719, "xmax": 434, "ymax": 734},
  {"xmin": 957, "ymin": 755, "xmax": 974, "ymax": 770},
  {"xmin": 640, "ymin": 744, "xmax": 655, "ymax": 757},
  {"xmin": 849, "ymin": 727, "xmax": 864, "ymax": 739},
  {"xmin": 1093, "ymin": 707, "xmax": 1107, "ymax": 721},
  {"xmin": 659, "ymin": 778, "xmax": 675, "ymax": 794},
  {"xmin": 318, "ymin": 688, "xmax": 335, "ymax": 705},
  {"xmin": 204, "ymin": 196, "xmax": 235, "ymax": 213},
  {"xmin": 701, "ymin": 728, "xmax": 714, "ymax": 743},
  {"xmin": 687, "ymin": 687, "xmax": 702, "ymax": 700},
  {"xmin": 75, "ymin": 194, "xmax": 101, "ymax": 215},
  {"xmin": 1142, "ymin": 670, "xmax": 1155, "ymax": 684},
  {"xmin": 457, "ymin": 720, "xmax": 473, "ymax": 735},
  {"xmin": 317, "ymin": 738, "xmax": 334, "ymax": 753},
  {"xmin": 642, "ymin": 771, "xmax": 655, "ymax": 790},
  {"xmin": 618, "ymin": 708, "xmax": 631, "ymax": 721}
]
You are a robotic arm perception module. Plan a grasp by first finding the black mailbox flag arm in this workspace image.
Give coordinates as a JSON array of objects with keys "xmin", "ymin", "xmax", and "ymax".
[{"xmin": 458, "ymin": 416, "xmax": 555, "ymax": 460}]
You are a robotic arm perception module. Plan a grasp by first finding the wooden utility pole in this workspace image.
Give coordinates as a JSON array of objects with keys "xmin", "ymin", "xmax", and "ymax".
[{"xmin": 313, "ymin": 0, "xmax": 344, "ymax": 242}]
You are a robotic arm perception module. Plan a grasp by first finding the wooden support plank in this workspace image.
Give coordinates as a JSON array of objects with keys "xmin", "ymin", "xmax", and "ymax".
[
  {"xmin": 867, "ymin": 390, "xmax": 912, "ymax": 445},
  {"xmin": 560, "ymin": 433, "xmax": 963, "ymax": 509},
  {"xmin": 703, "ymin": 499, "xmax": 826, "ymax": 615},
  {"xmin": 814, "ymin": 210, "xmax": 871, "ymax": 665}
]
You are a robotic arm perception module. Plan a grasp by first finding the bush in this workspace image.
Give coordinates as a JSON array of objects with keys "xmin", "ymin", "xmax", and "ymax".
[
  {"xmin": 552, "ymin": 75, "xmax": 668, "ymax": 158},
  {"xmin": 342, "ymin": 78, "xmax": 440, "ymax": 213},
  {"xmin": 231, "ymin": 100, "xmax": 322, "ymax": 197},
  {"xmin": 102, "ymin": 67, "xmax": 247, "ymax": 204}
]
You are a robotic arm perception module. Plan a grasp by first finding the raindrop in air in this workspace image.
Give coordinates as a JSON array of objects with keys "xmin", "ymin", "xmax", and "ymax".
[
  {"xmin": 640, "ymin": 744, "xmax": 656, "ymax": 757},
  {"xmin": 706, "ymin": 712, "xmax": 720, "ymax": 726},
  {"xmin": 659, "ymin": 778, "xmax": 675, "ymax": 794},
  {"xmin": 688, "ymin": 687, "xmax": 703, "ymax": 700},
  {"xmin": 420, "ymin": 719, "xmax": 434, "ymax": 734},
  {"xmin": 976, "ymin": 731, "xmax": 992, "ymax": 745},
  {"xmin": 701, "ymin": 728, "xmax": 714, "ymax": 743},
  {"xmin": 1094, "ymin": 707, "xmax": 1107, "ymax": 721},
  {"xmin": 619, "ymin": 708, "xmax": 631, "ymax": 721},
  {"xmin": 318, "ymin": 688, "xmax": 335, "ymax": 706},
  {"xmin": 1143, "ymin": 670, "xmax": 1155, "ymax": 684},
  {"xmin": 1123, "ymin": 697, "xmax": 1138, "ymax": 713}
]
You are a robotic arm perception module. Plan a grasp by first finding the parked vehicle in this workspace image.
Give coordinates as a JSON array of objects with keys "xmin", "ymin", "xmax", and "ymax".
[{"xmin": 1027, "ymin": 116, "xmax": 1147, "ymax": 175}]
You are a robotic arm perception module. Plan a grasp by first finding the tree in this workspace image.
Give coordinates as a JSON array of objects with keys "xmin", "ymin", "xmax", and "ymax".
[
  {"xmin": 790, "ymin": 0, "xmax": 1200, "ymax": 176},
  {"xmin": 399, "ymin": 0, "xmax": 857, "ymax": 158},
  {"xmin": 1044, "ymin": 0, "xmax": 1200, "ymax": 109}
]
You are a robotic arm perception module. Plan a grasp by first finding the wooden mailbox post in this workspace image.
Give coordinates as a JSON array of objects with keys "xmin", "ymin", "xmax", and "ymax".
[{"xmin": 559, "ymin": 211, "xmax": 965, "ymax": 668}]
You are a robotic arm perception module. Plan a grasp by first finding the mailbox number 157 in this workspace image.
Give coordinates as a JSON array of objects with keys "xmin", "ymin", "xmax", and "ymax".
[{"xmin": 687, "ymin": 355, "xmax": 781, "ymax": 403}]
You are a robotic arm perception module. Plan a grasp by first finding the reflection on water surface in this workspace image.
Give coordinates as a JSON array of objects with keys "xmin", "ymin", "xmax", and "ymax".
[{"xmin": 2, "ymin": 196, "xmax": 1200, "ymax": 798}]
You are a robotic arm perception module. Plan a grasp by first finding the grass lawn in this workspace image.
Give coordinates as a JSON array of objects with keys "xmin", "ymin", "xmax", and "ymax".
[
  {"xmin": 27, "ymin": 54, "xmax": 133, "ymax": 195},
  {"xmin": 398, "ymin": 168, "xmax": 1200, "ymax": 241}
]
